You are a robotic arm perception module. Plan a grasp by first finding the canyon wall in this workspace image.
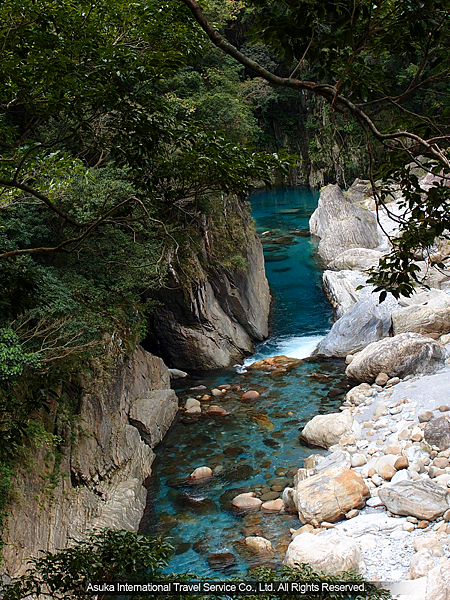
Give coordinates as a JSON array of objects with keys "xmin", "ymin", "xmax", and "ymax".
[
  {"xmin": 145, "ymin": 231, "xmax": 271, "ymax": 370},
  {"xmin": 2, "ymin": 346, "xmax": 178, "ymax": 578}
]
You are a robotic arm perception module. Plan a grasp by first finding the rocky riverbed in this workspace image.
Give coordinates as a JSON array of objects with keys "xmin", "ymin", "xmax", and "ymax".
[
  {"xmin": 284, "ymin": 365, "xmax": 450, "ymax": 597},
  {"xmin": 146, "ymin": 181, "xmax": 450, "ymax": 598},
  {"xmin": 276, "ymin": 175, "xmax": 450, "ymax": 599}
]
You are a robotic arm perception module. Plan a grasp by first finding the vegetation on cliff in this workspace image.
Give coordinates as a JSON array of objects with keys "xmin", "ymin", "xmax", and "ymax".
[
  {"xmin": 0, "ymin": 0, "xmax": 287, "ymax": 526},
  {"xmin": 183, "ymin": 0, "xmax": 450, "ymax": 298}
]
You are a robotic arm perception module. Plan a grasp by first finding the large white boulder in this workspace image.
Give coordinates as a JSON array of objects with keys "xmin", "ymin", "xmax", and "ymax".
[
  {"xmin": 322, "ymin": 269, "xmax": 399, "ymax": 319},
  {"xmin": 425, "ymin": 559, "xmax": 450, "ymax": 600},
  {"xmin": 284, "ymin": 531, "xmax": 366, "ymax": 575},
  {"xmin": 328, "ymin": 248, "xmax": 385, "ymax": 272},
  {"xmin": 378, "ymin": 479, "xmax": 450, "ymax": 520},
  {"xmin": 293, "ymin": 468, "xmax": 369, "ymax": 525},
  {"xmin": 393, "ymin": 290, "xmax": 450, "ymax": 336},
  {"xmin": 315, "ymin": 297, "xmax": 392, "ymax": 357},
  {"xmin": 345, "ymin": 332, "xmax": 446, "ymax": 382},
  {"xmin": 310, "ymin": 184, "xmax": 379, "ymax": 264},
  {"xmin": 299, "ymin": 411, "xmax": 354, "ymax": 449}
]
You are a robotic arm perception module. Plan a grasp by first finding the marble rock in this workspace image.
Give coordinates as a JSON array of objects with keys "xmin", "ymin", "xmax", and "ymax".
[
  {"xmin": 231, "ymin": 493, "xmax": 263, "ymax": 511},
  {"xmin": 345, "ymin": 333, "xmax": 446, "ymax": 383},
  {"xmin": 282, "ymin": 487, "xmax": 296, "ymax": 513},
  {"xmin": 390, "ymin": 469, "xmax": 411, "ymax": 484},
  {"xmin": 240, "ymin": 390, "xmax": 260, "ymax": 401},
  {"xmin": 262, "ymin": 499, "xmax": 283, "ymax": 512},
  {"xmin": 394, "ymin": 456, "xmax": 409, "ymax": 470},
  {"xmin": 419, "ymin": 410, "xmax": 435, "ymax": 423},
  {"xmin": 345, "ymin": 178, "xmax": 374, "ymax": 204},
  {"xmin": 184, "ymin": 398, "xmax": 201, "ymax": 414},
  {"xmin": 345, "ymin": 383, "xmax": 372, "ymax": 405},
  {"xmin": 315, "ymin": 297, "xmax": 393, "ymax": 357},
  {"xmin": 375, "ymin": 372, "xmax": 389, "ymax": 386},
  {"xmin": 309, "ymin": 184, "xmax": 379, "ymax": 264},
  {"xmin": 425, "ymin": 559, "xmax": 450, "ymax": 600},
  {"xmin": 378, "ymin": 479, "xmax": 450, "ymax": 520},
  {"xmin": 244, "ymin": 536, "xmax": 275, "ymax": 556},
  {"xmin": 314, "ymin": 450, "xmax": 351, "ymax": 474},
  {"xmin": 392, "ymin": 291, "xmax": 450, "ymax": 336},
  {"xmin": 247, "ymin": 355, "xmax": 301, "ymax": 372},
  {"xmin": 189, "ymin": 466, "xmax": 213, "ymax": 480},
  {"xmin": 413, "ymin": 534, "xmax": 444, "ymax": 556},
  {"xmin": 409, "ymin": 548, "xmax": 436, "ymax": 580},
  {"xmin": 293, "ymin": 468, "xmax": 369, "ymax": 525},
  {"xmin": 284, "ymin": 531, "xmax": 366, "ymax": 576},
  {"xmin": 351, "ymin": 453, "xmax": 367, "ymax": 468},
  {"xmin": 169, "ymin": 368, "xmax": 188, "ymax": 379},
  {"xmin": 322, "ymin": 269, "xmax": 368, "ymax": 318},
  {"xmin": 327, "ymin": 248, "xmax": 385, "ymax": 272},
  {"xmin": 335, "ymin": 512, "xmax": 403, "ymax": 537},
  {"xmin": 378, "ymin": 463, "xmax": 396, "ymax": 481},
  {"xmin": 299, "ymin": 411, "xmax": 354, "ymax": 449},
  {"xmin": 322, "ymin": 269, "xmax": 399, "ymax": 320},
  {"xmin": 424, "ymin": 417, "xmax": 450, "ymax": 451}
]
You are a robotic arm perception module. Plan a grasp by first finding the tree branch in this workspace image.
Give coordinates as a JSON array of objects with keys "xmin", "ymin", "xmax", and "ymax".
[
  {"xmin": 0, "ymin": 179, "xmax": 81, "ymax": 226},
  {"xmin": 180, "ymin": 0, "xmax": 450, "ymax": 170}
]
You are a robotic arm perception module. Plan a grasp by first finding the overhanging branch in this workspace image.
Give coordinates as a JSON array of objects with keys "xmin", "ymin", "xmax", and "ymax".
[{"xmin": 181, "ymin": 0, "xmax": 450, "ymax": 169}]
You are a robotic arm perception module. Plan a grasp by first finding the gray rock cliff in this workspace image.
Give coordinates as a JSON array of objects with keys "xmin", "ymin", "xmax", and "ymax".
[
  {"xmin": 2, "ymin": 346, "xmax": 178, "ymax": 577},
  {"xmin": 146, "ymin": 232, "xmax": 270, "ymax": 370}
]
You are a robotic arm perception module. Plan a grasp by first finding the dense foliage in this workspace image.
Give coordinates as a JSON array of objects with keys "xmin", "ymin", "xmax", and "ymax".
[
  {"xmin": 0, "ymin": 0, "xmax": 288, "ymax": 527},
  {"xmin": 1, "ymin": 530, "xmax": 391, "ymax": 600},
  {"xmin": 184, "ymin": 0, "xmax": 450, "ymax": 296}
]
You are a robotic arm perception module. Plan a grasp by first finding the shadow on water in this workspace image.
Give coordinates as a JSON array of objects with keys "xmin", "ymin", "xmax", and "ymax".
[{"xmin": 141, "ymin": 188, "xmax": 346, "ymax": 576}]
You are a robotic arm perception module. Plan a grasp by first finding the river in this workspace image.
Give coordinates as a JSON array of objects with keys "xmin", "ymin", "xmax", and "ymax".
[{"xmin": 141, "ymin": 187, "xmax": 351, "ymax": 576}]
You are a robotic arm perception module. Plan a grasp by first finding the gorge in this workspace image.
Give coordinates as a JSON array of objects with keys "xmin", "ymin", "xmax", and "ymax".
[{"xmin": 4, "ymin": 3, "xmax": 450, "ymax": 598}]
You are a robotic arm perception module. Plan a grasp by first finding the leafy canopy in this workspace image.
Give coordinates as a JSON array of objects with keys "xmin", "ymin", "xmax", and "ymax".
[{"xmin": 183, "ymin": 0, "xmax": 450, "ymax": 296}]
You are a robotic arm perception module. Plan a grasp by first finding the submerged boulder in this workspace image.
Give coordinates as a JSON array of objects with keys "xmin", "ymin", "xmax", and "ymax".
[
  {"xmin": 284, "ymin": 531, "xmax": 366, "ymax": 575},
  {"xmin": 207, "ymin": 552, "xmax": 236, "ymax": 570},
  {"xmin": 309, "ymin": 184, "xmax": 379, "ymax": 264},
  {"xmin": 188, "ymin": 466, "xmax": 213, "ymax": 481},
  {"xmin": 293, "ymin": 467, "xmax": 369, "ymax": 525},
  {"xmin": 247, "ymin": 355, "xmax": 301, "ymax": 372},
  {"xmin": 345, "ymin": 332, "xmax": 446, "ymax": 382},
  {"xmin": 231, "ymin": 492, "xmax": 262, "ymax": 512},
  {"xmin": 244, "ymin": 536, "xmax": 275, "ymax": 556}
]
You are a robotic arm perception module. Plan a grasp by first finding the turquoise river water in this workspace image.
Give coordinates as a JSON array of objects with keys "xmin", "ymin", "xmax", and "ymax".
[{"xmin": 141, "ymin": 188, "xmax": 351, "ymax": 576}]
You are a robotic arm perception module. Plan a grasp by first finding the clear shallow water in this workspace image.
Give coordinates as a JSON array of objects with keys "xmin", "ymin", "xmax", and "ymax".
[
  {"xmin": 249, "ymin": 187, "xmax": 333, "ymax": 356},
  {"xmin": 141, "ymin": 188, "xmax": 348, "ymax": 576}
]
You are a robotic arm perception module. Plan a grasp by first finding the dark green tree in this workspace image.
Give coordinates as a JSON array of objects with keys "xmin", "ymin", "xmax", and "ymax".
[
  {"xmin": 0, "ymin": 0, "xmax": 290, "ymax": 525},
  {"xmin": 182, "ymin": 0, "xmax": 450, "ymax": 297}
]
